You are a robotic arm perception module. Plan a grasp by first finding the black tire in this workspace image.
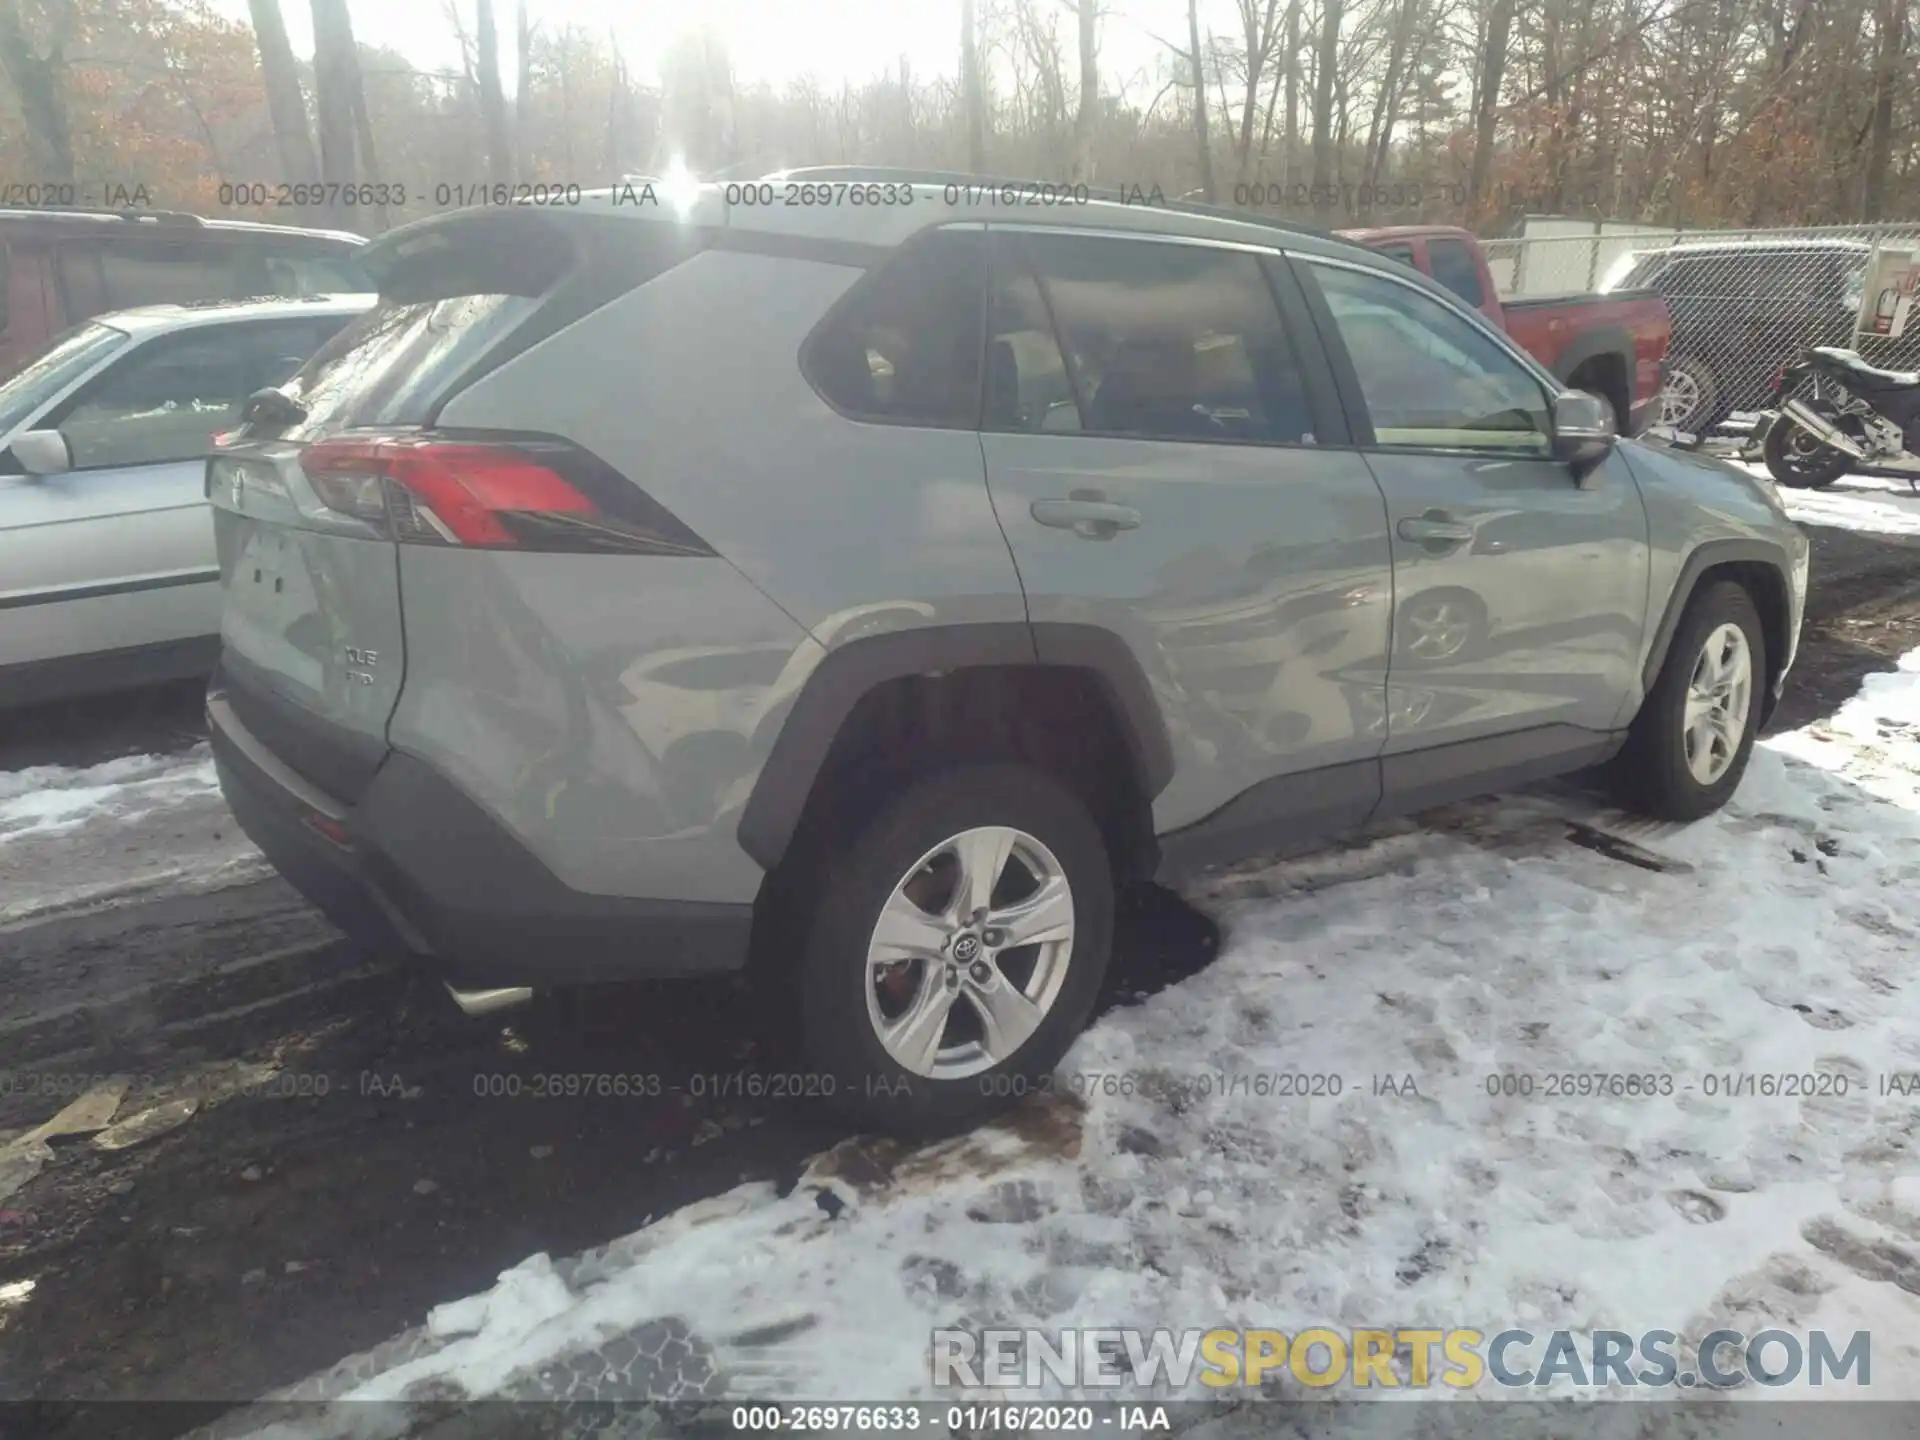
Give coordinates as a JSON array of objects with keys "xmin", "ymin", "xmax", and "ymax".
[
  {"xmin": 1609, "ymin": 581, "xmax": 1766, "ymax": 821},
  {"xmin": 795, "ymin": 762, "xmax": 1114, "ymax": 1136},
  {"xmin": 1762, "ymin": 415, "xmax": 1853, "ymax": 489}
]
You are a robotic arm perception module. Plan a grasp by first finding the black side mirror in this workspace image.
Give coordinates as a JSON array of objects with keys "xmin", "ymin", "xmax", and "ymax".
[{"xmin": 1552, "ymin": 390, "xmax": 1617, "ymax": 479}]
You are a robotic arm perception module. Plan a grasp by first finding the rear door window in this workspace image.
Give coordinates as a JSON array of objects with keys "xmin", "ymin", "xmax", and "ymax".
[
  {"xmin": 804, "ymin": 227, "xmax": 986, "ymax": 428},
  {"xmin": 1006, "ymin": 230, "xmax": 1315, "ymax": 445},
  {"xmin": 1427, "ymin": 239, "xmax": 1486, "ymax": 307}
]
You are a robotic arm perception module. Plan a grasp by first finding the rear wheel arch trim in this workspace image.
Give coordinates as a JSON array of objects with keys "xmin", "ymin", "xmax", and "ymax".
[
  {"xmin": 1555, "ymin": 327, "xmax": 1635, "ymax": 426},
  {"xmin": 1641, "ymin": 539, "xmax": 1793, "ymax": 699},
  {"xmin": 1551, "ymin": 324, "xmax": 1635, "ymax": 383},
  {"xmin": 736, "ymin": 622, "xmax": 1175, "ymax": 872}
]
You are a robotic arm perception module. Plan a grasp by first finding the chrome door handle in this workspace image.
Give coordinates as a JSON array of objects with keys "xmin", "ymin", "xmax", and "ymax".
[
  {"xmin": 1031, "ymin": 496, "xmax": 1143, "ymax": 540},
  {"xmin": 1396, "ymin": 514, "xmax": 1474, "ymax": 548}
]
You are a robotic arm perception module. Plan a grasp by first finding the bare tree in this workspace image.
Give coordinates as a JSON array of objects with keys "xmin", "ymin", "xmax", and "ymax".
[
  {"xmin": 962, "ymin": 0, "xmax": 988, "ymax": 170},
  {"xmin": 0, "ymin": 0, "xmax": 76, "ymax": 180},
  {"xmin": 1282, "ymin": 0, "xmax": 1301, "ymax": 184},
  {"xmin": 1860, "ymin": 0, "xmax": 1904, "ymax": 219},
  {"xmin": 1070, "ymin": 0, "xmax": 1100, "ymax": 182},
  {"xmin": 1233, "ymin": 0, "xmax": 1285, "ymax": 182},
  {"xmin": 248, "ymin": 0, "xmax": 318, "ymax": 184},
  {"xmin": 515, "ymin": 0, "xmax": 535, "ymax": 179},
  {"xmin": 1465, "ymin": 0, "xmax": 1513, "ymax": 218},
  {"xmin": 1187, "ymin": 0, "xmax": 1217, "ymax": 200},
  {"xmin": 1362, "ymin": 0, "xmax": 1420, "ymax": 195},
  {"xmin": 475, "ymin": 0, "xmax": 512, "ymax": 183},
  {"xmin": 1309, "ymin": 0, "xmax": 1342, "ymax": 193},
  {"xmin": 310, "ymin": 0, "xmax": 361, "ymax": 190}
]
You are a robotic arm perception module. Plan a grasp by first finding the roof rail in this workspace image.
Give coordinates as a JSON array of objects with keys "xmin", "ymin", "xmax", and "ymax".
[
  {"xmin": 754, "ymin": 165, "xmax": 1359, "ymax": 249},
  {"xmin": 0, "ymin": 204, "xmax": 206, "ymax": 226}
]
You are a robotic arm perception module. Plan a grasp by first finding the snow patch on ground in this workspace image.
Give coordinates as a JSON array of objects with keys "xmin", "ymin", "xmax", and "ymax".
[
  {"xmin": 1733, "ymin": 461, "xmax": 1920, "ymax": 536},
  {"xmin": 0, "ymin": 747, "xmax": 220, "ymax": 834},
  {"xmin": 211, "ymin": 651, "xmax": 1920, "ymax": 1428},
  {"xmin": 0, "ymin": 744, "xmax": 268, "ymax": 926},
  {"xmin": 1766, "ymin": 648, "xmax": 1920, "ymax": 811}
]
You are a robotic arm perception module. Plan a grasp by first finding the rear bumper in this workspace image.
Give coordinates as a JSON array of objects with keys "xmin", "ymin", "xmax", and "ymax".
[{"xmin": 209, "ymin": 685, "xmax": 753, "ymax": 988}]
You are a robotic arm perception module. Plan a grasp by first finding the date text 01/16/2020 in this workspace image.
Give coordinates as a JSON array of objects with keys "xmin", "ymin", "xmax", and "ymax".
[
  {"xmin": 1483, "ymin": 1071, "xmax": 1878, "ymax": 1099},
  {"xmin": 726, "ymin": 1404, "xmax": 1173, "ymax": 1433}
]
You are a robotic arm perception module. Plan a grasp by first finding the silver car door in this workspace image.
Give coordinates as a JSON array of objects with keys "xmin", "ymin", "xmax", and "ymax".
[{"xmin": 0, "ymin": 319, "xmax": 331, "ymax": 668}]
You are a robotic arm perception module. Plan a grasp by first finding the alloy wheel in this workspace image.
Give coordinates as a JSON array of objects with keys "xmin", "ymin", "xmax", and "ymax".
[
  {"xmin": 1682, "ymin": 622, "xmax": 1753, "ymax": 786},
  {"xmin": 864, "ymin": 825, "xmax": 1076, "ymax": 1080},
  {"xmin": 1658, "ymin": 367, "xmax": 1703, "ymax": 430}
]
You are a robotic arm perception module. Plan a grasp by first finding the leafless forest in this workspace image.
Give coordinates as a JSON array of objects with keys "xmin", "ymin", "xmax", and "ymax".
[{"xmin": 0, "ymin": 0, "xmax": 1911, "ymax": 233}]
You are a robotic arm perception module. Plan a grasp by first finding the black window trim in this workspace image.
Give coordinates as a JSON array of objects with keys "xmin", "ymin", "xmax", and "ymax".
[
  {"xmin": 1287, "ymin": 249, "xmax": 1562, "ymax": 460},
  {"xmin": 980, "ymin": 222, "xmax": 1348, "ymax": 452},
  {"xmin": 797, "ymin": 220, "xmax": 991, "ymax": 433},
  {"xmin": 43, "ymin": 317, "xmax": 332, "ymax": 474}
]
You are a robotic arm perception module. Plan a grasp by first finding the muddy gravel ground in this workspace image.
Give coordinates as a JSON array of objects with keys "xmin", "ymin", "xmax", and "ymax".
[{"xmin": 0, "ymin": 517, "xmax": 1914, "ymax": 1436}]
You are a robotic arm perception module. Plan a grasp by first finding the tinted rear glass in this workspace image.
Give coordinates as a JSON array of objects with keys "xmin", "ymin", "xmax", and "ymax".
[
  {"xmin": 1427, "ymin": 239, "xmax": 1485, "ymax": 307},
  {"xmin": 803, "ymin": 228, "xmax": 986, "ymax": 428},
  {"xmin": 265, "ymin": 212, "xmax": 687, "ymax": 440},
  {"xmin": 59, "ymin": 237, "xmax": 371, "ymax": 321},
  {"xmin": 276, "ymin": 292, "xmax": 542, "ymax": 439}
]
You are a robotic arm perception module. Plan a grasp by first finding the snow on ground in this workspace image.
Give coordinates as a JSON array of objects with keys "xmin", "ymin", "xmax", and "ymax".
[
  {"xmin": 0, "ymin": 745, "xmax": 269, "ymax": 928},
  {"xmin": 201, "ymin": 649, "xmax": 1920, "ymax": 1434},
  {"xmin": 1732, "ymin": 461, "xmax": 1920, "ymax": 537}
]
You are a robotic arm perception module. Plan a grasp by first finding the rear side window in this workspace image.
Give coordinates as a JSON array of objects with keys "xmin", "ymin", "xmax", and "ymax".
[
  {"xmin": 54, "ymin": 237, "xmax": 371, "ymax": 321},
  {"xmin": 255, "ymin": 247, "xmax": 372, "ymax": 295},
  {"xmin": 1374, "ymin": 243, "xmax": 1417, "ymax": 270},
  {"xmin": 803, "ymin": 228, "xmax": 986, "ymax": 428},
  {"xmin": 98, "ymin": 243, "xmax": 237, "ymax": 306},
  {"xmin": 1427, "ymin": 239, "xmax": 1485, "ymax": 307},
  {"xmin": 1008, "ymin": 231, "xmax": 1314, "ymax": 445}
]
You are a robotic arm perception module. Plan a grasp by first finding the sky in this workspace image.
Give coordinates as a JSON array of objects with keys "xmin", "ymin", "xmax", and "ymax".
[{"xmin": 213, "ymin": 0, "xmax": 1189, "ymax": 98}]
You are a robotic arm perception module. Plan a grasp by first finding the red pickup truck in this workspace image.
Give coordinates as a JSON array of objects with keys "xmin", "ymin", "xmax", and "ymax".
[{"xmin": 1341, "ymin": 224, "xmax": 1671, "ymax": 437}]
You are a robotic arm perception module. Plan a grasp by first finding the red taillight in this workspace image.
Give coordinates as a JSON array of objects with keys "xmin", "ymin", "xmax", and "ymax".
[{"xmin": 302, "ymin": 436, "xmax": 598, "ymax": 547}]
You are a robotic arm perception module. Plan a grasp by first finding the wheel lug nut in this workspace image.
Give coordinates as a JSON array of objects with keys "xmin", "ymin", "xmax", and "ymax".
[
  {"xmin": 969, "ymin": 961, "xmax": 992, "ymax": 984},
  {"xmin": 982, "ymin": 929, "xmax": 1005, "ymax": 946}
]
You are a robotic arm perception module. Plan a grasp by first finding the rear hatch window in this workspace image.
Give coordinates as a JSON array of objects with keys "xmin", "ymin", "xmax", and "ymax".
[{"xmin": 262, "ymin": 209, "xmax": 700, "ymax": 444}]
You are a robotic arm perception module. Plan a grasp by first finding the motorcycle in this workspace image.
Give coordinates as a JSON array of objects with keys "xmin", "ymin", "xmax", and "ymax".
[{"xmin": 1750, "ymin": 346, "xmax": 1920, "ymax": 491}]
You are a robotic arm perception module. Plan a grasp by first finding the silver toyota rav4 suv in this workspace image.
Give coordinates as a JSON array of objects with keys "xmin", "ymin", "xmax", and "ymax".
[{"xmin": 206, "ymin": 172, "xmax": 1809, "ymax": 1133}]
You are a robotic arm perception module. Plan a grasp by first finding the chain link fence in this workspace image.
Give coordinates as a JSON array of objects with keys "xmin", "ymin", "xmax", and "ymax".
[{"xmin": 1483, "ymin": 221, "xmax": 1920, "ymax": 431}]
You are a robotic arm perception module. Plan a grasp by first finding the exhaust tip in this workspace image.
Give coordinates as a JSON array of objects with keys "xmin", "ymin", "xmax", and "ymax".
[{"xmin": 444, "ymin": 983, "xmax": 534, "ymax": 1017}]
